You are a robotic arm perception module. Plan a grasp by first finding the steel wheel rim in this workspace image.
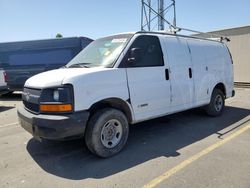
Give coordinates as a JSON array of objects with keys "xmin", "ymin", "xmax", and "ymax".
[
  {"xmin": 100, "ymin": 119, "xmax": 123, "ymax": 148},
  {"xmin": 214, "ymin": 95, "xmax": 223, "ymax": 112}
]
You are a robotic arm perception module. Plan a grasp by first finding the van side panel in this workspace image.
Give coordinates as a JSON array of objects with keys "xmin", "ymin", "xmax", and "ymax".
[
  {"xmin": 187, "ymin": 39, "xmax": 233, "ymax": 106},
  {"xmin": 203, "ymin": 41, "xmax": 233, "ymax": 99}
]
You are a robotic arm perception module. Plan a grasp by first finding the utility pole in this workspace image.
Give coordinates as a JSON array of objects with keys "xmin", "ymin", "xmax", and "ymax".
[{"xmin": 141, "ymin": 0, "xmax": 176, "ymax": 31}]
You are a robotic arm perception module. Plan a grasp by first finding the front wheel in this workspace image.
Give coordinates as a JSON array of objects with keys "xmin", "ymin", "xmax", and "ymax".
[
  {"xmin": 205, "ymin": 89, "xmax": 225, "ymax": 116},
  {"xmin": 85, "ymin": 108, "xmax": 129, "ymax": 158}
]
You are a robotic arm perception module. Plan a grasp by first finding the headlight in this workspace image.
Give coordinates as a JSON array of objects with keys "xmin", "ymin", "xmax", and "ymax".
[
  {"xmin": 39, "ymin": 85, "xmax": 74, "ymax": 113},
  {"xmin": 53, "ymin": 90, "xmax": 59, "ymax": 102}
]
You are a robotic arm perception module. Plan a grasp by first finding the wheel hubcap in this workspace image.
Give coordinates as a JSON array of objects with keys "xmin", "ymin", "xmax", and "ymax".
[
  {"xmin": 214, "ymin": 95, "xmax": 223, "ymax": 112},
  {"xmin": 101, "ymin": 119, "xmax": 123, "ymax": 148}
]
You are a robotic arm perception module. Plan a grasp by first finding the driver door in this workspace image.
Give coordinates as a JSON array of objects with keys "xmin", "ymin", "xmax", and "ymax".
[{"xmin": 124, "ymin": 35, "xmax": 171, "ymax": 122}]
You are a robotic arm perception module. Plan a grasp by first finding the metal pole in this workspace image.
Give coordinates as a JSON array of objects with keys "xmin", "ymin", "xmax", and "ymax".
[
  {"xmin": 158, "ymin": 0, "xmax": 164, "ymax": 30},
  {"xmin": 148, "ymin": 0, "xmax": 151, "ymax": 31},
  {"xmin": 141, "ymin": 0, "xmax": 177, "ymax": 31},
  {"xmin": 141, "ymin": 0, "xmax": 144, "ymax": 31},
  {"xmin": 172, "ymin": 0, "xmax": 176, "ymax": 28}
]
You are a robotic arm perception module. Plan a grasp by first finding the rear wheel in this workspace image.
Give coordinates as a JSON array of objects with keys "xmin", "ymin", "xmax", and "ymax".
[
  {"xmin": 85, "ymin": 108, "xmax": 129, "ymax": 158},
  {"xmin": 205, "ymin": 89, "xmax": 225, "ymax": 116}
]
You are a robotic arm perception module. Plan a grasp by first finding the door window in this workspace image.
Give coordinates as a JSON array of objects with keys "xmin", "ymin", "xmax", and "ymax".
[{"xmin": 127, "ymin": 35, "xmax": 164, "ymax": 67}]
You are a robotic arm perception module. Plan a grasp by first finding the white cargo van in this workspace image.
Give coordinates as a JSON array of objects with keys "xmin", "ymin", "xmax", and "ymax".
[{"xmin": 18, "ymin": 31, "xmax": 234, "ymax": 157}]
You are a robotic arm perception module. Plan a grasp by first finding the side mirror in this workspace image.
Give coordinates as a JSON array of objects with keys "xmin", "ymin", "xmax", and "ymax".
[{"xmin": 128, "ymin": 48, "xmax": 142, "ymax": 63}]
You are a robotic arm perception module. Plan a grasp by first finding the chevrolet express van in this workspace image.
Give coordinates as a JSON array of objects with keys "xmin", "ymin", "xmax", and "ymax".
[{"xmin": 18, "ymin": 31, "xmax": 234, "ymax": 157}]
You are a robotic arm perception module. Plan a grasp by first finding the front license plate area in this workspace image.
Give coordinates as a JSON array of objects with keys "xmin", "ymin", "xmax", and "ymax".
[{"xmin": 20, "ymin": 118, "xmax": 33, "ymax": 134}]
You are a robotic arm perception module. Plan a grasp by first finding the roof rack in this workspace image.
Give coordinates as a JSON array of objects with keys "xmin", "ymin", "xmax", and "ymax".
[
  {"xmin": 166, "ymin": 26, "xmax": 231, "ymax": 42},
  {"xmin": 140, "ymin": 0, "xmax": 230, "ymax": 43}
]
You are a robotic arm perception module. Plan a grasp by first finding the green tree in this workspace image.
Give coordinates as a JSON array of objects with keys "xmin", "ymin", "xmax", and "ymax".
[{"xmin": 56, "ymin": 33, "xmax": 63, "ymax": 38}]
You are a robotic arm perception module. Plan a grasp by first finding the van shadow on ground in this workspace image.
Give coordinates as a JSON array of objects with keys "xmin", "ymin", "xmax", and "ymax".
[
  {"xmin": 0, "ymin": 92, "xmax": 21, "ymax": 112},
  {"xmin": 0, "ymin": 106, "xmax": 15, "ymax": 112},
  {"xmin": 26, "ymin": 106, "xmax": 250, "ymax": 180},
  {"xmin": 0, "ymin": 92, "xmax": 22, "ymax": 102}
]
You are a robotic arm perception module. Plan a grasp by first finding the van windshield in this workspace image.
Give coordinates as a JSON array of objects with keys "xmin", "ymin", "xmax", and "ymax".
[{"xmin": 66, "ymin": 34, "xmax": 133, "ymax": 68}]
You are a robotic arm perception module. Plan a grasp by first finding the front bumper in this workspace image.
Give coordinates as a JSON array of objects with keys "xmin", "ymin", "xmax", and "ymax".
[{"xmin": 17, "ymin": 106, "xmax": 89, "ymax": 140}]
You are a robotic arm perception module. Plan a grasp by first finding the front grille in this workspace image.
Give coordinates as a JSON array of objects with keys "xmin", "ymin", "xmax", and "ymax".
[
  {"xmin": 22, "ymin": 87, "xmax": 41, "ymax": 113},
  {"xmin": 23, "ymin": 100, "xmax": 39, "ymax": 113}
]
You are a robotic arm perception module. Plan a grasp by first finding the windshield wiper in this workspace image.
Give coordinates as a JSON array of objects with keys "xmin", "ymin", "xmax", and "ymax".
[{"xmin": 68, "ymin": 63, "xmax": 91, "ymax": 68}]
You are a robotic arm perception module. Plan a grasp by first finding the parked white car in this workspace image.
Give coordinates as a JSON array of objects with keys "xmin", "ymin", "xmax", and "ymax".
[
  {"xmin": 18, "ymin": 31, "xmax": 234, "ymax": 157},
  {"xmin": 0, "ymin": 69, "xmax": 8, "ymax": 96}
]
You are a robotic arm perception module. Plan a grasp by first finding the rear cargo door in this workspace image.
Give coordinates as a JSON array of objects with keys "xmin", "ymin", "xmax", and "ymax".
[{"xmin": 162, "ymin": 36, "xmax": 194, "ymax": 111}]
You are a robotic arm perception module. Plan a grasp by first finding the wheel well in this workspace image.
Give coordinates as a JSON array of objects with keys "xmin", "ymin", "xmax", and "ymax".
[
  {"xmin": 89, "ymin": 98, "xmax": 133, "ymax": 123},
  {"xmin": 214, "ymin": 83, "xmax": 226, "ymax": 96}
]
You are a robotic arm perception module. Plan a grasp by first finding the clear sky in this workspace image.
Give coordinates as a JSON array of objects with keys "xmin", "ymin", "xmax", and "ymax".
[{"xmin": 0, "ymin": 0, "xmax": 250, "ymax": 42}]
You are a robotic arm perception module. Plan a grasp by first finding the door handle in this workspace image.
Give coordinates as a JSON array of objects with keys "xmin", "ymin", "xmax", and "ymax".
[
  {"xmin": 165, "ymin": 69, "xmax": 169, "ymax": 80},
  {"xmin": 189, "ymin": 68, "xmax": 192, "ymax": 78}
]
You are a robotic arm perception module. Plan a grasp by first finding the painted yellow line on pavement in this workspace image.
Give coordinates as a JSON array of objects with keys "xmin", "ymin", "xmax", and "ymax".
[{"xmin": 143, "ymin": 123, "xmax": 250, "ymax": 188}]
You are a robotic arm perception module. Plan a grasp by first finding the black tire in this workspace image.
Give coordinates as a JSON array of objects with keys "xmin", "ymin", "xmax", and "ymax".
[
  {"xmin": 85, "ymin": 108, "xmax": 129, "ymax": 158},
  {"xmin": 205, "ymin": 89, "xmax": 225, "ymax": 116}
]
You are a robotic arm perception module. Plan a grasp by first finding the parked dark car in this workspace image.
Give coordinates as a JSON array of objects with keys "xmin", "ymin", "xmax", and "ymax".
[{"xmin": 0, "ymin": 37, "xmax": 93, "ymax": 91}]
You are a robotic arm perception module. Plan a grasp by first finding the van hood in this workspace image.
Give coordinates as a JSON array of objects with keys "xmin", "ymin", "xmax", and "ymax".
[{"xmin": 25, "ymin": 67, "xmax": 106, "ymax": 88}]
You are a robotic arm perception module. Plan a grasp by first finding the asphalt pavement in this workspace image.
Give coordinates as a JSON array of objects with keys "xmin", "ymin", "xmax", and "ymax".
[{"xmin": 0, "ymin": 89, "xmax": 249, "ymax": 188}]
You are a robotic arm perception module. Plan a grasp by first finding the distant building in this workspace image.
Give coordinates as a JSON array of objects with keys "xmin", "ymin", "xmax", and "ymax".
[{"xmin": 194, "ymin": 25, "xmax": 250, "ymax": 86}]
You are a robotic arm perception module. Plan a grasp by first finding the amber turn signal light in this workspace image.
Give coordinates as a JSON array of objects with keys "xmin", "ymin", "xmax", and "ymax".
[{"xmin": 40, "ymin": 104, "xmax": 72, "ymax": 112}]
